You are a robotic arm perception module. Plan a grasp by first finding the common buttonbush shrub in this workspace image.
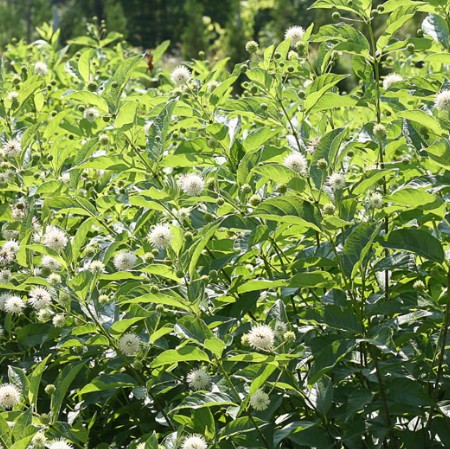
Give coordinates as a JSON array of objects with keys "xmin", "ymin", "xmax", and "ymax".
[{"xmin": 1, "ymin": 2, "xmax": 450, "ymax": 448}]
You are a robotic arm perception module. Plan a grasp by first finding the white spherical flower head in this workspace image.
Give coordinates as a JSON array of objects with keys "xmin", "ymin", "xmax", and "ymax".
[
  {"xmin": 41, "ymin": 255, "xmax": 61, "ymax": 271},
  {"xmin": 382, "ymin": 73, "xmax": 403, "ymax": 90},
  {"xmin": 285, "ymin": 26, "xmax": 305, "ymax": 46},
  {"xmin": 284, "ymin": 153, "xmax": 308, "ymax": 176},
  {"xmin": 28, "ymin": 286, "xmax": 52, "ymax": 310},
  {"xmin": 113, "ymin": 251, "xmax": 137, "ymax": 271},
  {"xmin": 118, "ymin": 333, "xmax": 141, "ymax": 355},
  {"xmin": 148, "ymin": 224, "xmax": 173, "ymax": 249},
  {"xmin": 47, "ymin": 439, "xmax": 73, "ymax": 449},
  {"xmin": 4, "ymin": 295, "xmax": 25, "ymax": 314},
  {"xmin": 171, "ymin": 65, "xmax": 191, "ymax": 85},
  {"xmin": 367, "ymin": 192, "xmax": 384, "ymax": 209},
  {"xmin": 248, "ymin": 324, "xmax": 275, "ymax": 351},
  {"xmin": 435, "ymin": 90, "xmax": 450, "ymax": 112},
  {"xmin": 187, "ymin": 368, "xmax": 211, "ymax": 391},
  {"xmin": 178, "ymin": 173, "xmax": 205, "ymax": 196},
  {"xmin": 83, "ymin": 107, "xmax": 99, "ymax": 122},
  {"xmin": 250, "ymin": 389, "xmax": 270, "ymax": 411},
  {"xmin": 31, "ymin": 431, "xmax": 47, "ymax": 447},
  {"xmin": 328, "ymin": 173, "xmax": 346, "ymax": 191},
  {"xmin": 181, "ymin": 435, "xmax": 207, "ymax": 449},
  {"xmin": 2, "ymin": 138, "xmax": 22, "ymax": 157},
  {"xmin": 34, "ymin": 61, "xmax": 48, "ymax": 76},
  {"xmin": 0, "ymin": 383, "xmax": 21, "ymax": 408},
  {"xmin": 3, "ymin": 240, "xmax": 19, "ymax": 254},
  {"xmin": 43, "ymin": 226, "xmax": 68, "ymax": 251},
  {"xmin": 52, "ymin": 313, "xmax": 66, "ymax": 327},
  {"xmin": 89, "ymin": 260, "xmax": 105, "ymax": 274}
]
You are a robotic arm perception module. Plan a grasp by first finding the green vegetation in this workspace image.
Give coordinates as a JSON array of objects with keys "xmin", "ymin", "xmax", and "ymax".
[{"xmin": 1, "ymin": 0, "xmax": 450, "ymax": 448}]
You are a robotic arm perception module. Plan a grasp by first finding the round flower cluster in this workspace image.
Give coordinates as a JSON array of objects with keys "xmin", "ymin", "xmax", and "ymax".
[
  {"xmin": 435, "ymin": 90, "xmax": 450, "ymax": 112},
  {"xmin": 118, "ymin": 333, "xmax": 141, "ymax": 355},
  {"xmin": 250, "ymin": 389, "xmax": 270, "ymax": 411},
  {"xmin": 0, "ymin": 240, "xmax": 19, "ymax": 265},
  {"xmin": 41, "ymin": 255, "xmax": 61, "ymax": 271},
  {"xmin": 113, "ymin": 251, "xmax": 137, "ymax": 271},
  {"xmin": 367, "ymin": 192, "xmax": 384, "ymax": 209},
  {"xmin": 382, "ymin": 73, "xmax": 403, "ymax": 89},
  {"xmin": 148, "ymin": 224, "xmax": 173, "ymax": 249},
  {"xmin": 83, "ymin": 107, "xmax": 99, "ymax": 122},
  {"xmin": 178, "ymin": 173, "xmax": 205, "ymax": 196},
  {"xmin": 0, "ymin": 383, "xmax": 21, "ymax": 408},
  {"xmin": 284, "ymin": 153, "xmax": 308, "ymax": 176},
  {"xmin": 47, "ymin": 439, "xmax": 73, "ymax": 449},
  {"xmin": 181, "ymin": 435, "xmax": 207, "ymax": 449},
  {"xmin": 2, "ymin": 138, "xmax": 22, "ymax": 157},
  {"xmin": 43, "ymin": 226, "xmax": 68, "ymax": 251},
  {"xmin": 4, "ymin": 295, "xmax": 25, "ymax": 314},
  {"xmin": 89, "ymin": 260, "xmax": 105, "ymax": 274},
  {"xmin": 171, "ymin": 66, "xmax": 191, "ymax": 85},
  {"xmin": 34, "ymin": 61, "xmax": 48, "ymax": 76},
  {"xmin": 328, "ymin": 173, "xmax": 346, "ymax": 191},
  {"xmin": 28, "ymin": 286, "xmax": 52, "ymax": 310},
  {"xmin": 285, "ymin": 26, "xmax": 305, "ymax": 46},
  {"xmin": 187, "ymin": 368, "xmax": 211, "ymax": 391},
  {"xmin": 247, "ymin": 324, "xmax": 275, "ymax": 351}
]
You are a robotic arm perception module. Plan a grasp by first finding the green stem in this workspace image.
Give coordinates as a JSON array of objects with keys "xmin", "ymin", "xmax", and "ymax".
[{"xmin": 216, "ymin": 358, "xmax": 271, "ymax": 449}]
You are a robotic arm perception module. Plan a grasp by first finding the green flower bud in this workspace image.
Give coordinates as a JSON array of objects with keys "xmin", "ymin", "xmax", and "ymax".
[{"xmin": 245, "ymin": 40, "xmax": 259, "ymax": 54}]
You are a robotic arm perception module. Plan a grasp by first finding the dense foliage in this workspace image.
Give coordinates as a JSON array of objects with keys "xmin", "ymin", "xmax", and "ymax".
[
  {"xmin": 0, "ymin": 0, "xmax": 316, "ymax": 61},
  {"xmin": 1, "ymin": 0, "xmax": 450, "ymax": 448}
]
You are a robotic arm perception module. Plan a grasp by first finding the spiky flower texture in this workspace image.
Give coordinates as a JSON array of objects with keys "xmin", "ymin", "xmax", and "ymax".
[
  {"xmin": 435, "ymin": 90, "xmax": 450, "ymax": 112},
  {"xmin": 187, "ymin": 368, "xmax": 211, "ymax": 391},
  {"xmin": 0, "ymin": 383, "xmax": 21, "ymax": 408},
  {"xmin": 248, "ymin": 324, "xmax": 275, "ymax": 351},
  {"xmin": 181, "ymin": 435, "xmax": 207, "ymax": 449},
  {"xmin": 171, "ymin": 66, "xmax": 191, "ymax": 85}
]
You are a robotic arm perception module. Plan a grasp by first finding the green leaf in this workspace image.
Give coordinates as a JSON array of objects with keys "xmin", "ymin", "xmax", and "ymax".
[
  {"xmin": 78, "ymin": 374, "xmax": 137, "ymax": 396},
  {"xmin": 204, "ymin": 337, "xmax": 225, "ymax": 358},
  {"xmin": 151, "ymin": 346, "xmax": 210, "ymax": 368},
  {"xmin": 174, "ymin": 391, "xmax": 237, "ymax": 410},
  {"xmin": 383, "ymin": 228, "xmax": 445, "ymax": 262},
  {"xmin": 422, "ymin": 13, "xmax": 449, "ymax": 48},
  {"xmin": 311, "ymin": 127, "xmax": 347, "ymax": 188},
  {"xmin": 308, "ymin": 339, "xmax": 356, "ymax": 386},
  {"xmin": 424, "ymin": 138, "xmax": 450, "ymax": 167},
  {"xmin": 65, "ymin": 91, "xmax": 109, "ymax": 112},
  {"xmin": 310, "ymin": 376, "xmax": 333, "ymax": 415},
  {"xmin": 51, "ymin": 361, "xmax": 86, "ymax": 423},
  {"xmin": 387, "ymin": 188, "xmax": 443, "ymax": 211},
  {"xmin": 397, "ymin": 110, "xmax": 446, "ymax": 136},
  {"xmin": 28, "ymin": 354, "xmax": 51, "ymax": 412},
  {"xmin": 304, "ymin": 74, "xmax": 348, "ymax": 113},
  {"xmin": 342, "ymin": 223, "xmax": 380, "ymax": 278},
  {"xmin": 71, "ymin": 217, "xmax": 94, "ymax": 263},
  {"xmin": 102, "ymin": 55, "xmax": 143, "ymax": 112},
  {"xmin": 273, "ymin": 420, "xmax": 318, "ymax": 447},
  {"xmin": 77, "ymin": 49, "xmax": 95, "ymax": 82},
  {"xmin": 250, "ymin": 363, "xmax": 278, "ymax": 394},
  {"xmin": 220, "ymin": 416, "xmax": 265, "ymax": 440},
  {"xmin": 110, "ymin": 317, "xmax": 145, "ymax": 336},
  {"xmin": 251, "ymin": 197, "xmax": 320, "ymax": 231},
  {"xmin": 152, "ymin": 40, "xmax": 170, "ymax": 64},
  {"xmin": 123, "ymin": 293, "xmax": 192, "ymax": 312}
]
